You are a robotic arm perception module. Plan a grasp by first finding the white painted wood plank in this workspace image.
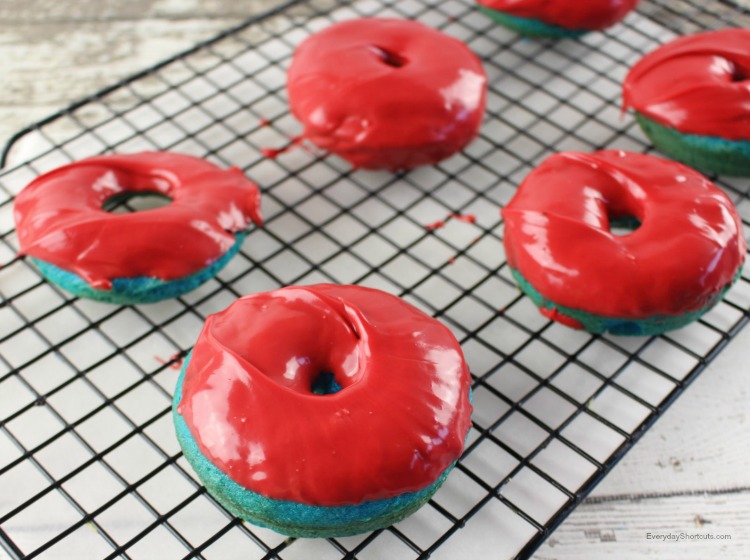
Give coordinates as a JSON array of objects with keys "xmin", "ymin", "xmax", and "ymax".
[
  {"xmin": 534, "ymin": 326, "xmax": 750, "ymax": 559},
  {"xmin": 533, "ymin": 492, "xmax": 750, "ymax": 559},
  {"xmin": 589, "ymin": 325, "xmax": 750, "ymax": 499},
  {"xmin": 0, "ymin": 0, "xmax": 278, "ymax": 150}
]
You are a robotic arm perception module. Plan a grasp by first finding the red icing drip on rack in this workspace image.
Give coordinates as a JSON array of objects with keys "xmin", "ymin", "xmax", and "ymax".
[
  {"xmin": 261, "ymin": 135, "xmax": 304, "ymax": 159},
  {"xmin": 450, "ymin": 213, "xmax": 476, "ymax": 224},
  {"xmin": 155, "ymin": 353, "xmax": 185, "ymax": 370},
  {"xmin": 425, "ymin": 213, "xmax": 477, "ymax": 230},
  {"xmin": 425, "ymin": 220, "xmax": 447, "ymax": 231}
]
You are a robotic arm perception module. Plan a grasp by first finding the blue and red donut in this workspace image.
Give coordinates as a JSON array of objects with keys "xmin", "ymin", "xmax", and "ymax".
[
  {"xmin": 287, "ymin": 18, "xmax": 487, "ymax": 171},
  {"xmin": 14, "ymin": 151, "xmax": 262, "ymax": 304},
  {"xmin": 502, "ymin": 150, "xmax": 745, "ymax": 335},
  {"xmin": 477, "ymin": 0, "xmax": 639, "ymax": 38},
  {"xmin": 173, "ymin": 284, "xmax": 473, "ymax": 537}
]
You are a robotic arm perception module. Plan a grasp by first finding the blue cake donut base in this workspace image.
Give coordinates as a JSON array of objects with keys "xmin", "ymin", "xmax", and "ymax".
[
  {"xmin": 478, "ymin": 6, "xmax": 586, "ymax": 38},
  {"xmin": 635, "ymin": 113, "xmax": 750, "ymax": 177},
  {"xmin": 172, "ymin": 353, "xmax": 457, "ymax": 538},
  {"xmin": 29, "ymin": 232, "xmax": 247, "ymax": 305},
  {"xmin": 510, "ymin": 267, "xmax": 742, "ymax": 336}
]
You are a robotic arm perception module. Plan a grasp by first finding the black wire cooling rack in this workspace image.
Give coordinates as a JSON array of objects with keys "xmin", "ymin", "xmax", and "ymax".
[{"xmin": 1, "ymin": 0, "xmax": 749, "ymax": 558}]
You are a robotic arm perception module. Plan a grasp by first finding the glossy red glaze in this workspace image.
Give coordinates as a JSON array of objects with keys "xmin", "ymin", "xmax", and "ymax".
[
  {"xmin": 287, "ymin": 18, "xmax": 487, "ymax": 171},
  {"xmin": 623, "ymin": 29, "xmax": 750, "ymax": 141},
  {"xmin": 539, "ymin": 306, "xmax": 584, "ymax": 329},
  {"xmin": 425, "ymin": 213, "xmax": 477, "ymax": 231},
  {"xmin": 451, "ymin": 213, "xmax": 477, "ymax": 223},
  {"xmin": 177, "ymin": 284, "xmax": 473, "ymax": 506},
  {"xmin": 14, "ymin": 152, "xmax": 262, "ymax": 289},
  {"xmin": 260, "ymin": 136, "xmax": 303, "ymax": 159},
  {"xmin": 502, "ymin": 151, "xmax": 745, "ymax": 318},
  {"xmin": 425, "ymin": 220, "xmax": 447, "ymax": 231},
  {"xmin": 478, "ymin": 0, "xmax": 638, "ymax": 30}
]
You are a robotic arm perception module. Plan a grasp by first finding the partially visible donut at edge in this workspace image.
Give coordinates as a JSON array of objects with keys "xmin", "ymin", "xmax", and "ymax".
[
  {"xmin": 502, "ymin": 150, "xmax": 746, "ymax": 335},
  {"xmin": 476, "ymin": 0, "xmax": 639, "ymax": 38},
  {"xmin": 173, "ymin": 284, "xmax": 473, "ymax": 537},
  {"xmin": 623, "ymin": 28, "xmax": 750, "ymax": 177},
  {"xmin": 286, "ymin": 18, "xmax": 487, "ymax": 171}
]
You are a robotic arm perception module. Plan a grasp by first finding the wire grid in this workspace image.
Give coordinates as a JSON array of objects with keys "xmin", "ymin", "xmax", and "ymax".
[{"xmin": 1, "ymin": 0, "xmax": 749, "ymax": 558}]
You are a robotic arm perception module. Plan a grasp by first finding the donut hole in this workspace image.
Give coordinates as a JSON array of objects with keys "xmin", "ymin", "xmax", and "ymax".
[
  {"xmin": 103, "ymin": 191, "xmax": 172, "ymax": 214},
  {"xmin": 609, "ymin": 214, "xmax": 642, "ymax": 236},
  {"xmin": 371, "ymin": 46, "xmax": 408, "ymax": 68},
  {"xmin": 310, "ymin": 371, "xmax": 343, "ymax": 395},
  {"xmin": 219, "ymin": 292, "xmax": 365, "ymax": 396},
  {"xmin": 732, "ymin": 66, "xmax": 748, "ymax": 82}
]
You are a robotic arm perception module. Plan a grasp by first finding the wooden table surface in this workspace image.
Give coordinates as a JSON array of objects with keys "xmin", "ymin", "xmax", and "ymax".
[{"xmin": 1, "ymin": 1, "xmax": 748, "ymax": 558}]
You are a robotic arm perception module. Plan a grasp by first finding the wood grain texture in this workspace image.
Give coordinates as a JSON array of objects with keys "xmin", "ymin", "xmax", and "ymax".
[
  {"xmin": 0, "ymin": 0, "xmax": 276, "ymax": 151},
  {"xmin": 590, "ymin": 332, "xmax": 750, "ymax": 498},
  {"xmin": 532, "ymin": 327, "xmax": 750, "ymax": 559},
  {"xmin": 534, "ymin": 493, "xmax": 750, "ymax": 560}
]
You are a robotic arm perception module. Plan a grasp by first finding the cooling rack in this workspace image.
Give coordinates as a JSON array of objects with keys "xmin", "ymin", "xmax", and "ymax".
[{"xmin": 1, "ymin": 0, "xmax": 749, "ymax": 558}]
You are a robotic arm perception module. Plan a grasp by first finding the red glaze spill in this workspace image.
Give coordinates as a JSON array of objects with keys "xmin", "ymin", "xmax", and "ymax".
[
  {"xmin": 623, "ymin": 29, "xmax": 750, "ymax": 141},
  {"xmin": 424, "ymin": 213, "xmax": 477, "ymax": 231},
  {"xmin": 260, "ymin": 136, "xmax": 304, "ymax": 159},
  {"xmin": 451, "ymin": 213, "xmax": 477, "ymax": 224},
  {"xmin": 155, "ymin": 353, "xmax": 185, "ymax": 371},
  {"xmin": 425, "ymin": 220, "xmax": 446, "ymax": 231},
  {"xmin": 14, "ymin": 152, "xmax": 262, "ymax": 289},
  {"xmin": 287, "ymin": 18, "xmax": 487, "ymax": 171},
  {"xmin": 502, "ymin": 150, "xmax": 746, "ymax": 318},
  {"xmin": 477, "ymin": 0, "xmax": 638, "ymax": 30},
  {"xmin": 177, "ymin": 284, "xmax": 473, "ymax": 506}
]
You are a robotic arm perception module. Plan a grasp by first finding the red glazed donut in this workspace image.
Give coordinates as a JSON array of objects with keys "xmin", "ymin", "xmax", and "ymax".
[
  {"xmin": 14, "ymin": 152, "xmax": 262, "ymax": 303},
  {"xmin": 623, "ymin": 29, "xmax": 750, "ymax": 176},
  {"xmin": 623, "ymin": 29, "xmax": 750, "ymax": 142},
  {"xmin": 502, "ymin": 150, "xmax": 745, "ymax": 335},
  {"xmin": 287, "ymin": 18, "xmax": 487, "ymax": 171},
  {"xmin": 477, "ymin": 0, "xmax": 639, "ymax": 35},
  {"xmin": 173, "ymin": 284, "xmax": 473, "ymax": 536}
]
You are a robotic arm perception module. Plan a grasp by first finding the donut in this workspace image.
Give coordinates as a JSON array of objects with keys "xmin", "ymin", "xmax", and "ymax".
[
  {"xmin": 476, "ymin": 0, "xmax": 639, "ymax": 38},
  {"xmin": 172, "ymin": 284, "xmax": 473, "ymax": 537},
  {"xmin": 623, "ymin": 29, "xmax": 750, "ymax": 176},
  {"xmin": 502, "ymin": 150, "xmax": 745, "ymax": 335},
  {"xmin": 13, "ymin": 152, "xmax": 262, "ymax": 304},
  {"xmin": 286, "ymin": 18, "xmax": 487, "ymax": 171}
]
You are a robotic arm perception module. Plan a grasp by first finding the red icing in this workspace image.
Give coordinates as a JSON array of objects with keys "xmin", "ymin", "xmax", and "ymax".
[
  {"xmin": 478, "ymin": 0, "xmax": 638, "ymax": 31},
  {"xmin": 623, "ymin": 29, "xmax": 750, "ymax": 141},
  {"xmin": 425, "ymin": 213, "xmax": 477, "ymax": 231},
  {"xmin": 539, "ymin": 306, "xmax": 584, "ymax": 330},
  {"xmin": 177, "ymin": 284, "xmax": 473, "ymax": 506},
  {"xmin": 287, "ymin": 18, "xmax": 487, "ymax": 171},
  {"xmin": 451, "ymin": 213, "xmax": 477, "ymax": 224},
  {"xmin": 502, "ymin": 151, "xmax": 745, "ymax": 318},
  {"xmin": 155, "ymin": 353, "xmax": 184, "ymax": 370},
  {"xmin": 261, "ymin": 135, "xmax": 304, "ymax": 159},
  {"xmin": 14, "ymin": 152, "xmax": 262, "ymax": 289}
]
